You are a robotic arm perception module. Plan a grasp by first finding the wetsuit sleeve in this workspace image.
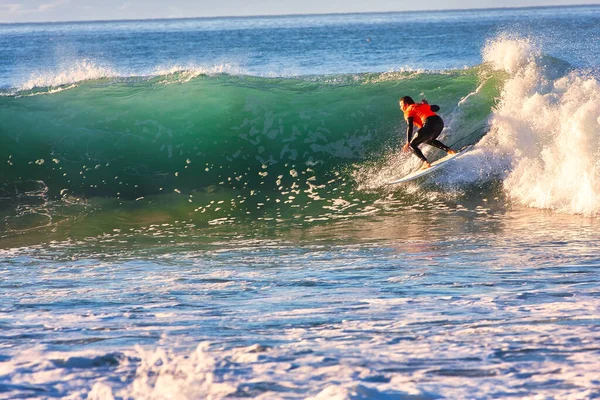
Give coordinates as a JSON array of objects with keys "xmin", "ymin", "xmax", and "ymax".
[
  {"xmin": 430, "ymin": 105, "xmax": 440, "ymax": 112},
  {"xmin": 406, "ymin": 117, "xmax": 414, "ymax": 142}
]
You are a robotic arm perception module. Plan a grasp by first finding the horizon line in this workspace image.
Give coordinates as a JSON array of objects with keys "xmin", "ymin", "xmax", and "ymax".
[{"xmin": 0, "ymin": 3, "xmax": 598, "ymax": 25}]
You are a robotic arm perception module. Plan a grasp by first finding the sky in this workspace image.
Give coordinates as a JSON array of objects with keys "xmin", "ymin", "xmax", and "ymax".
[{"xmin": 0, "ymin": 0, "xmax": 599, "ymax": 23}]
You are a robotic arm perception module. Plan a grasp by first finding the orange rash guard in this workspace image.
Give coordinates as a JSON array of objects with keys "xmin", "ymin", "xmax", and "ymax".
[{"xmin": 403, "ymin": 103, "xmax": 437, "ymax": 128}]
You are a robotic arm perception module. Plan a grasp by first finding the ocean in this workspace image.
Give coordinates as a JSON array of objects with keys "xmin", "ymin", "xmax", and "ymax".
[{"xmin": 1, "ymin": 5, "xmax": 600, "ymax": 399}]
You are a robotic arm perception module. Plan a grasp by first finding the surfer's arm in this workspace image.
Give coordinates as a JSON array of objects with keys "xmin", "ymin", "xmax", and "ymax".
[
  {"xmin": 406, "ymin": 117, "xmax": 414, "ymax": 142},
  {"xmin": 403, "ymin": 117, "xmax": 414, "ymax": 152}
]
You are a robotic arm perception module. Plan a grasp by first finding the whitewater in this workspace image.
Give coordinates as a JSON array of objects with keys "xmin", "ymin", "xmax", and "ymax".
[{"xmin": 1, "ymin": 6, "xmax": 600, "ymax": 399}]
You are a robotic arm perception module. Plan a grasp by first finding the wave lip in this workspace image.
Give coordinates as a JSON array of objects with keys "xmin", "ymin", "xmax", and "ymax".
[
  {"xmin": 15, "ymin": 60, "xmax": 117, "ymax": 92},
  {"xmin": 4, "ymin": 60, "xmax": 251, "ymax": 95}
]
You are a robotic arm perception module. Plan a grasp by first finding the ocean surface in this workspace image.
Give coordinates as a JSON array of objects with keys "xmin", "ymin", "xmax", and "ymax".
[{"xmin": 1, "ymin": 5, "xmax": 600, "ymax": 399}]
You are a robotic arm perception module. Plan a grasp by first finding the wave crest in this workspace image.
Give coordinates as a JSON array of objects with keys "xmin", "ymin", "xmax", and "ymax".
[{"xmin": 17, "ymin": 59, "xmax": 116, "ymax": 91}]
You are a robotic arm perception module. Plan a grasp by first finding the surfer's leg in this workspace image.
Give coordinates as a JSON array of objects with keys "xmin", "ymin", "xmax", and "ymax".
[
  {"xmin": 409, "ymin": 130, "xmax": 429, "ymax": 162},
  {"xmin": 423, "ymin": 116, "xmax": 455, "ymax": 154},
  {"xmin": 410, "ymin": 131, "xmax": 432, "ymax": 169},
  {"xmin": 409, "ymin": 144, "xmax": 428, "ymax": 162},
  {"xmin": 428, "ymin": 139, "xmax": 453, "ymax": 153}
]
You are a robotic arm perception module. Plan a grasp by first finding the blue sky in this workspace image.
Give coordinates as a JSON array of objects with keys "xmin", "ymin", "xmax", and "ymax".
[{"xmin": 1, "ymin": 0, "xmax": 599, "ymax": 23}]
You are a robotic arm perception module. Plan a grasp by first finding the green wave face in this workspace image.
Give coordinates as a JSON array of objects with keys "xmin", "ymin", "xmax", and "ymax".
[{"xmin": 0, "ymin": 69, "xmax": 500, "ymax": 233}]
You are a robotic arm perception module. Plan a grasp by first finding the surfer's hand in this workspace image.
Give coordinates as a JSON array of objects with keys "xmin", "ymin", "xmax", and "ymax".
[
  {"xmin": 421, "ymin": 99, "xmax": 428, "ymax": 104},
  {"xmin": 402, "ymin": 143, "xmax": 410, "ymax": 153}
]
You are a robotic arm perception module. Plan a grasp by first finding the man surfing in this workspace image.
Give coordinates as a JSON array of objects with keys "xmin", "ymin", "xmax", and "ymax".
[{"xmin": 399, "ymin": 96, "xmax": 456, "ymax": 170}]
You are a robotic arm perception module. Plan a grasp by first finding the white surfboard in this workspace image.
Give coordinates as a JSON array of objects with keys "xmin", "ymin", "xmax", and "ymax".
[{"xmin": 386, "ymin": 145, "xmax": 474, "ymax": 185}]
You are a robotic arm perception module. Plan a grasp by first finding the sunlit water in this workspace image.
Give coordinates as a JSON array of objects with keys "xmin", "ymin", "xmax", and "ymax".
[
  {"xmin": 2, "ymin": 207, "xmax": 600, "ymax": 398},
  {"xmin": 1, "ymin": 6, "xmax": 600, "ymax": 400}
]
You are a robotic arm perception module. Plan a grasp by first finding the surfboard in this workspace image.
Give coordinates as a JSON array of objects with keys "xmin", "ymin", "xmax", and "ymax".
[{"xmin": 386, "ymin": 145, "xmax": 474, "ymax": 185}]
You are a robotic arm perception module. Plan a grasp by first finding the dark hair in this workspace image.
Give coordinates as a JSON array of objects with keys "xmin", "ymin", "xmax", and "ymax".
[{"xmin": 400, "ymin": 96, "xmax": 415, "ymax": 105}]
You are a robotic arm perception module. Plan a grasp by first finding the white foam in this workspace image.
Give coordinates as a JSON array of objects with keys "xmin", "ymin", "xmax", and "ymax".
[{"xmin": 479, "ymin": 37, "xmax": 600, "ymax": 215}]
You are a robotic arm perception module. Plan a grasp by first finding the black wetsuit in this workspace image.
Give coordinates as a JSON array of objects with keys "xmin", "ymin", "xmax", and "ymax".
[{"xmin": 406, "ymin": 107, "xmax": 452, "ymax": 162}]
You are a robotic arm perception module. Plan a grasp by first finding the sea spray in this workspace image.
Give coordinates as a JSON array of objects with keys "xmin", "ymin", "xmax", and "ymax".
[{"xmin": 482, "ymin": 38, "xmax": 600, "ymax": 215}]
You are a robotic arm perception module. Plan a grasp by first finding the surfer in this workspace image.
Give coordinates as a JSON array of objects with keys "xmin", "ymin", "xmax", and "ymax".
[{"xmin": 399, "ymin": 96, "xmax": 456, "ymax": 170}]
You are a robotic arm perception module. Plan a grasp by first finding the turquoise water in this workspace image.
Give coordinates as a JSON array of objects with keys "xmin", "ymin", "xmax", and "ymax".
[{"xmin": 1, "ymin": 6, "xmax": 600, "ymax": 399}]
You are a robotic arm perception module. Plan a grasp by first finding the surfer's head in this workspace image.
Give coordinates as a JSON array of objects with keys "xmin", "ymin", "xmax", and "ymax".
[{"xmin": 399, "ymin": 96, "xmax": 415, "ymax": 111}]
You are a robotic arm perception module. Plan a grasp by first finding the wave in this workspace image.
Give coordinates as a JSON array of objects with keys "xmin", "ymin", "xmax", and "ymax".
[
  {"xmin": 1, "ymin": 36, "xmax": 598, "ymax": 236},
  {"xmin": 0, "ymin": 67, "xmax": 495, "ymax": 200},
  {"xmin": 0, "ymin": 63, "xmax": 498, "ymax": 234}
]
